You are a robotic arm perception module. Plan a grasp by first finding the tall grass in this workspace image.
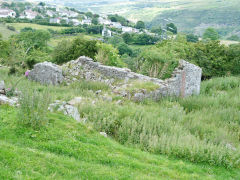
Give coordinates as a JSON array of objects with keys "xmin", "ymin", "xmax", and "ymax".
[
  {"xmin": 18, "ymin": 89, "xmax": 51, "ymax": 129},
  {"xmin": 79, "ymin": 76, "xmax": 240, "ymax": 168}
]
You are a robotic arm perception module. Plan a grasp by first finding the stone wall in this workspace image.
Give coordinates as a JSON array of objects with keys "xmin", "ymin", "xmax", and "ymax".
[
  {"xmin": 29, "ymin": 56, "xmax": 202, "ymax": 99},
  {"xmin": 63, "ymin": 56, "xmax": 202, "ymax": 98}
]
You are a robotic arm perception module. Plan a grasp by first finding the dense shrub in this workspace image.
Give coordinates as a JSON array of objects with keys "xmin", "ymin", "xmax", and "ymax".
[
  {"xmin": 95, "ymin": 43, "xmax": 125, "ymax": 67},
  {"xmin": 52, "ymin": 37, "xmax": 98, "ymax": 64}
]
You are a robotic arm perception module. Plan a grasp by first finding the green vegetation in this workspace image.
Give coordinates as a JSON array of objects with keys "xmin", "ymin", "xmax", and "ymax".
[
  {"xmin": 1, "ymin": 67, "xmax": 240, "ymax": 178},
  {"xmin": 6, "ymin": 23, "xmax": 69, "ymax": 31},
  {"xmin": 0, "ymin": 105, "xmax": 239, "ymax": 179},
  {"xmin": 203, "ymin": 28, "xmax": 219, "ymax": 41}
]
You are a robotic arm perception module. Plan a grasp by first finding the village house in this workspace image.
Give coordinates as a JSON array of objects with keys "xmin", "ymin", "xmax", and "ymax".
[
  {"xmin": 102, "ymin": 27, "xmax": 112, "ymax": 37},
  {"xmin": 0, "ymin": 8, "xmax": 16, "ymax": 18},
  {"xmin": 98, "ymin": 17, "xmax": 111, "ymax": 25},
  {"xmin": 122, "ymin": 26, "xmax": 133, "ymax": 33},
  {"xmin": 71, "ymin": 19, "xmax": 81, "ymax": 26},
  {"xmin": 59, "ymin": 9, "xmax": 78, "ymax": 18},
  {"xmin": 46, "ymin": 10, "xmax": 55, "ymax": 17},
  {"xmin": 50, "ymin": 17, "xmax": 61, "ymax": 24},
  {"xmin": 110, "ymin": 22, "xmax": 122, "ymax": 29},
  {"xmin": 81, "ymin": 19, "xmax": 92, "ymax": 25},
  {"xmin": 20, "ymin": 10, "xmax": 38, "ymax": 19}
]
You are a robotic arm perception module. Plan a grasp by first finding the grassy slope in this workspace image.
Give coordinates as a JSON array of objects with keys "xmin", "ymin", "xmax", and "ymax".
[
  {"xmin": 0, "ymin": 106, "xmax": 239, "ymax": 179},
  {"xmin": 0, "ymin": 24, "xmax": 17, "ymax": 40},
  {"xmin": 1, "ymin": 68, "xmax": 240, "ymax": 179},
  {"xmin": 6, "ymin": 23, "xmax": 69, "ymax": 31},
  {"xmin": 49, "ymin": 33, "xmax": 102, "ymax": 47}
]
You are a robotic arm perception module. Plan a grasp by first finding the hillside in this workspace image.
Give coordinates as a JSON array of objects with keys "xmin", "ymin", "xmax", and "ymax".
[
  {"xmin": 1, "ymin": 58, "xmax": 240, "ymax": 177},
  {"xmin": 1, "ymin": 66, "xmax": 240, "ymax": 179},
  {"xmin": 1, "ymin": 107, "xmax": 238, "ymax": 179},
  {"xmin": 35, "ymin": 0, "xmax": 240, "ymax": 38}
]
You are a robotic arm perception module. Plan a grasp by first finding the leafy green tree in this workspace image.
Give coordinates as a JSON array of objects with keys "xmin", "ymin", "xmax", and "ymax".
[
  {"xmin": 186, "ymin": 34, "xmax": 199, "ymax": 42},
  {"xmin": 95, "ymin": 43, "xmax": 124, "ymax": 67},
  {"xmin": 203, "ymin": 28, "xmax": 219, "ymax": 40},
  {"xmin": 12, "ymin": 30, "xmax": 51, "ymax": 53},
  {"xmin": 135, "ymin": 21, "xmax": 145, "ymax": 29},
  {"xmin": 117, "ymin": 43, "xmax": 133, "ymax": 56},
  {"xmin": 151, "ymin": 26, "xmax": 162, "ymax": 35},
  {"xmin": 166, "ymin": 23, "xmax": 177, "ymax": 34},
  {"xmin": 107, "ymin": 36, "xmax": 124, "ymax": 46},
  {"xmin": 85, "ymin": 12, "xmax": 93, "ymax": 18},
  {"xmin": 52, "ymin": 38, "xmax": 98, "ymax": 64},
  {"xmin": 92, "ymin": 17, "xmax": 99, "ymax": 25},
  {"xmin": 122, "ymin": 33, "xmax": 132, "ymax": 44}
]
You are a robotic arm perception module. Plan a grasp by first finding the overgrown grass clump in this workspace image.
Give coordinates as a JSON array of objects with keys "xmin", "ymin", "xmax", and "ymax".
[{"xmin": 18, "ymin": 89, "xmax": 51, "ymax": 129}]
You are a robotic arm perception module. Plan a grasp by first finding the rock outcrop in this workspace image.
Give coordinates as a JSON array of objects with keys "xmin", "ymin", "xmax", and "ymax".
[{"xmin": 28, "ymin": 62, "xmax": 63, "ymax": 85}]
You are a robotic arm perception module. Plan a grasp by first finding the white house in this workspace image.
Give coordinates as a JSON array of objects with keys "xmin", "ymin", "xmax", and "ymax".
[
  {"xmin": 20, "ymin": 10, "xmax": 38, "ymax": 19},
  {"xmin": 102, "ymin": 27, "xmax": 112, "ymax": 37},
  {"xmin": 46, "ymin": 10, "xmax": 55, "ymax": 17},
  {"xmin": 59, "ymin": 10, "xmax": 78, "ymax": 18},
  {"xmin": 68, "ymin": 11, "xmax": 78, "ymax": 18},
  {"xmin": 71, "ymin": 19, "xmax": 80, "ymax": 26},
  {"xmin": 98, "ymin": 17, "xmax": 111, "ymax": 25},
  {"xmin": 81, "ymin": 19, "xmax": 92, "ymax": 25},
  {"xmin": 110, "ymin": 22, "xmax": 122, "ymax": 29},
  {"xmin": 122, "ymin": 26, "xmax": 133, "ymax": 33},
  {"xmin": 50, "ymin": 17, "xmax": 61, "ymax": 24},
  {"xmin": 0, "ymin": 8, "xmax": 16, "ymax": 18}
]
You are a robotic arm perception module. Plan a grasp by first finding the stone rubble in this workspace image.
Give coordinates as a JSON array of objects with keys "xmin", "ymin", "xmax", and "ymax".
[
  {"xmin": 48, "ymin": 100, "xmax": 81, "ymax": 122},
  {"xmin": 0, "ymin": 80, "xmax": 19, "ymax": 106}
]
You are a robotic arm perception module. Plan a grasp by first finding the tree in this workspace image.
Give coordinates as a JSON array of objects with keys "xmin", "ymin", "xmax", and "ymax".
[
  {"xmin": 12, "ymin": 30, "xmax": 51, "ymax": 53},
  {"xmin": 166, "ymin": 23, "xmax": 177, "ymax": 34},
  {"xmin": 92, "ymin": 17, "xmax": 99, "ymax": 25},
  {"xmin": 52, "ymin": 38, "xmax": 98, "ymax": 64},
  {"xmin": 117, "ymin": 43, "xmax": 133, "ymax": 56},
  {"xmin": 151, "ymin": 26, "xmax": 162, "ymax": 35},
  {"xmin": 122, "ymin": 33, "xmax": 132, "ymax": 44},
  {"xmin": 136, "ymin": 21, "xmax": 145, "ymax": 29},
  {"xmin": 85, "ymin": 12, "xmax": 93, "ymax": 18},
  {"xmin": 95, "ymin": 43, "xmax": 124, "ymax": 67},
  {"xmin": 203, "ymin": 28, "xmax": 219, "ymax": 40},
  {"xmin": 186, "ymin": 34, "xmax": 199, "ymax": 42}
]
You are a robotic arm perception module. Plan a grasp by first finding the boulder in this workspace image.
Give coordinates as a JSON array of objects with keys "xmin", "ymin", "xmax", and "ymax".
[
  {"xmin": 48, "ymin": 101, "xmax": 81, "ymax": 122},
  {"xmin": 28, "ymin": 62, "xmax": 63, "ymax": 85},
  {"xmin": 0, "ymin": 94, "xmax": 18, "ymax": 106}
]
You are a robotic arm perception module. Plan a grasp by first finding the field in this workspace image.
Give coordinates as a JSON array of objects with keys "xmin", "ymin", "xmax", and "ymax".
[
  {"xmin": 0, "ymin": 23, "xmax": 17, "ymax": 40},
  {"xmin": 6, "ymin": 23, "xmax": 70, "ymax": 32},
  {"xmin": 49, "ymin": 33, "xmax": 102, "ymax": 47},
  {"xmin": 1, "ymin": 66, "xmax": 240, "ymax": 178}
]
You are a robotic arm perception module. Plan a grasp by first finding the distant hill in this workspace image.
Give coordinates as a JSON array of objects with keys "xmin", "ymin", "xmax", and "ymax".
[{"xmin": 30, "ymin": 0, "xmax": 240, "ymax": 39}]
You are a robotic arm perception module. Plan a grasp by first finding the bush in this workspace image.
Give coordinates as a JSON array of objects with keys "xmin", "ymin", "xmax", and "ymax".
[
  {"xmin": 18, "ymin": 89, "xmax": 51, "ymax": 129},
  {"xmin": 7, "ymin": 25, "xmax": 16, "ymax": 31},
  {"xmin": 95, "ymin": 43, "xmax": 125, "ymax": 67},
  {"xmin": 52, "ymin": 37, "xmax": 98, "ymax": 64}
]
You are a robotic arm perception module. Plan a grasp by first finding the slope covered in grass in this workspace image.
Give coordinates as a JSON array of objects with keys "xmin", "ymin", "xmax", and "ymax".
[
  {"xmin": 1, "ymin": 106, "xmax": 240, "ymax": 179},
  {"xmin": 0, "ymin": 23, "xmax": 17, "ymax": 40},
  {"xmin": 1, "ymin": 68, "xmax": 240, "ymax": 178}
]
